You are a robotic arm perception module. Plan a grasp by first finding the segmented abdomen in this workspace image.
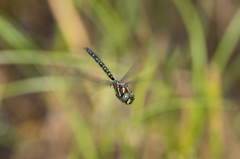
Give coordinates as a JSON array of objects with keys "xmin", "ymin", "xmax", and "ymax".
[{"xmin": 84, "ymin": 47, "xmax": 115, "ymax": 81}]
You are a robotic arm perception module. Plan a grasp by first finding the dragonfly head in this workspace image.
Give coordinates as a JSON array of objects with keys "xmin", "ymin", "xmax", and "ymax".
[{"xmin": 122, "ymin": 91, "xmax": 135, "ymax": 105}]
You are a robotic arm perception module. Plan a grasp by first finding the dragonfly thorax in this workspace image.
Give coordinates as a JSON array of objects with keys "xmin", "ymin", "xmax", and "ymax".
[{"xmin": 112, "ymin": 80, "xmax": 135, "ymax": 105}]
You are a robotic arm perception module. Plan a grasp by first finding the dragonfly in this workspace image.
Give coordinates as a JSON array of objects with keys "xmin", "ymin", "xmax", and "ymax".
[{"xmin": 84, "ymin": 47, "xmax": 135, "ymax": 105}]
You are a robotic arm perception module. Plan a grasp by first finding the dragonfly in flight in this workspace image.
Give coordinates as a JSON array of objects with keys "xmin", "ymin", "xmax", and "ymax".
[{"xmin": 84, "ymin": 47, "xmax": 135, "ymax": 105}]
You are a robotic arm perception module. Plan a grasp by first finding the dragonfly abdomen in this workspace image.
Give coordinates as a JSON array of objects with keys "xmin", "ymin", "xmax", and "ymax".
[{"xmin": 84, "ymin": 47, "xmax": 115, "ymax": 81}]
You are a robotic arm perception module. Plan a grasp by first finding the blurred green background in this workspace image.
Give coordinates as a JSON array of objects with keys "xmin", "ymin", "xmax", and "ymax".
[{"xmin": 0, "ymin": 0, "xmax": 240, "ymax": 159}]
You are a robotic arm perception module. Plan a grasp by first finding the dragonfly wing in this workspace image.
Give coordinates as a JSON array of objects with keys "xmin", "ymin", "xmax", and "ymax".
[
  {"xmin": 69, "ymin": 69, "xmax": 113, "ymax": 86},
  {"xmin": 120, "ymin": 58, "xmax": 140, "ymax": 83}
]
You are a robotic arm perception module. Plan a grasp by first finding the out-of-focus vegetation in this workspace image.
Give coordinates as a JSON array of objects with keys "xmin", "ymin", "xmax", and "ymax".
[{"xmin": 0, "ymin": 0, "xmax": 240, "ymax": 159}]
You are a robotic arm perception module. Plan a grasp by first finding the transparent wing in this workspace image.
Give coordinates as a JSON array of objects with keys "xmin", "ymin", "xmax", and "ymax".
[
  {"xmin": 120, "ymin": 58, "xmax": 140, "ymax": 83},
  {"xmin": 67, "ymin": 68, "xmax": 113, "ymax": 86},
  {"xmin": 74, "ymin": 69, "xmax": 113, "ymax": 85}
]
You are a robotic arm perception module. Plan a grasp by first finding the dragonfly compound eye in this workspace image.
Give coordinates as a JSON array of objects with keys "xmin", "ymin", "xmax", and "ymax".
[
  {"xmin": 130, "ymin": 93, "xmax": 135, "ymax": 100},
  {"xmin": 122, "ymin": 93, "xmax": 130, "ymax": 102},
  {"xmin": 124, "ymin": 92, "xmax": 135, "ymax": 105}
]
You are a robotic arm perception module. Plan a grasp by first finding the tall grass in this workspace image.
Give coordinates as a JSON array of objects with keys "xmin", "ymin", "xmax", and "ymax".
[{"xmin": 0, "ymin": 0, "xmax": 239, "ymax": 159}]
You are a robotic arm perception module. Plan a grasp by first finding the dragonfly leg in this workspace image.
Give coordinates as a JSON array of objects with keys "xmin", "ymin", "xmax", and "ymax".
[{"xmin": 115, "ymin": 94, "xmax": 122, "ymax": 101}]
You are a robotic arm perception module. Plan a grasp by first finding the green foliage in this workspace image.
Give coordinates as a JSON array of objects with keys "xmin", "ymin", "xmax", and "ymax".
[{"xmin": 0, "ymin": 0, "xmax": 240, "ymax": 159}]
